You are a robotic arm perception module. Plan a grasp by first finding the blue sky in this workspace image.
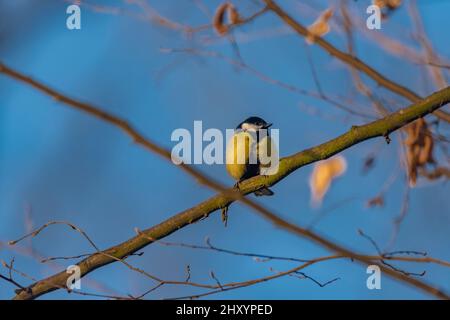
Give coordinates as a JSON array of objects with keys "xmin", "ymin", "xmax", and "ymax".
[{"xmin": 0, "ymin": 0, "xmax": 449, "ymax": 299}]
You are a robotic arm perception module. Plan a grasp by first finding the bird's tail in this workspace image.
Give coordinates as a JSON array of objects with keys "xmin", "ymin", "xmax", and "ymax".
[{"xmin": 254, "ymin": 187, "xmax": 274, "ymax": 196}]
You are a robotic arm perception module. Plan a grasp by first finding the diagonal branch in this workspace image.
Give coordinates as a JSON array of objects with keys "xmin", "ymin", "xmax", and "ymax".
[
  {"xmin": 263, "ymin": 0, "xmax": 450, "ymax": 123},
  {"xmin": 1, "ymin": 62, "xmax": 450, "ymax": 300}
]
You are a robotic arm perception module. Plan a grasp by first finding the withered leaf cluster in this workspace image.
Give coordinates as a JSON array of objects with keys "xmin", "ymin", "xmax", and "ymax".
[{"xmin": 404, "ymin": 118, "xmax": 434, "ymax": 186}]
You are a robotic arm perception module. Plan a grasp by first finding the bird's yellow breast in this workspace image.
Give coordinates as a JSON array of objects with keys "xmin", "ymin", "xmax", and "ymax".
[{"xmin": 225, "ymin": 131, "xmax": 256, "ymax": 181}]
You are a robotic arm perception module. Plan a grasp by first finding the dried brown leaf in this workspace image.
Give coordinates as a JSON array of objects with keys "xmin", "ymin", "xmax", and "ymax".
[
  {"xmin": 367, "ymin": 196, "xmax": 384, "ymax": 208},
  {"xmin": 309, "ymin": 155, "xmax": 347, "ymax": 207},
  {"xmin": 213, "ymin": 2, "xmax": 241, "ymax": 36},
  {"xmin": 404, "ymin": 119, "xmax": 435, "ymax": 187},
  {"xmin": 306, "ymin": 8, "xmax": 333, "ymax": 45}
]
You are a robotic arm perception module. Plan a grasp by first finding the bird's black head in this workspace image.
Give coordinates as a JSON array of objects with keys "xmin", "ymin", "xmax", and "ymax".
[{"xmin": 236, "ymin": 116, "xmax": 272, "ymax": 131}]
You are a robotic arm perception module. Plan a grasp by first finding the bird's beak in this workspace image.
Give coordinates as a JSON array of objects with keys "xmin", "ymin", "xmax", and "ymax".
[{"xmin": 263, "ymin": 123, "xmax": 273, "ymax": 129}]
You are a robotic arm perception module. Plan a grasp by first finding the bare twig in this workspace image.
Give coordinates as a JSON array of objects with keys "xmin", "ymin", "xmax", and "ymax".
[
  {"xmin": 263, "ymin": 0, "xmax": 450, "ymax": 123},
  {"xmin": 161, "ymin": 47, "xmax": 373, "ymax": 119}
]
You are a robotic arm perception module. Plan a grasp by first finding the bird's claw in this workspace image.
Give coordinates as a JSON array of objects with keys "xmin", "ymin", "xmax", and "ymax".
[{"xmin": 221, "ymin": 205, "xmax": 229, "ymax": 227}]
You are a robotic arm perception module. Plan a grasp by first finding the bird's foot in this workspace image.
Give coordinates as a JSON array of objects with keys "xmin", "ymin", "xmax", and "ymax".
[{"xmin": 221, "ymin": 205, "xmax": 229, "ymax": 227}]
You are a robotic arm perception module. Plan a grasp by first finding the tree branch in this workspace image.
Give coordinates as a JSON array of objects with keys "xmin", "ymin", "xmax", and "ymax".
[
  {"xmin": 1, "ymin": 62, "xmax": 449, "ymax": 299},
  {"xmin": 263, "ymin": 0, "xmax": 450, "ymax": 123}
]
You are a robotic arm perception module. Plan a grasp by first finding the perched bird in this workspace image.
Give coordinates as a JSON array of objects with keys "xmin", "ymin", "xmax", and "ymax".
[{"xmin": 225, "ymin": 116, "xmax": 276, "ymax": 196}]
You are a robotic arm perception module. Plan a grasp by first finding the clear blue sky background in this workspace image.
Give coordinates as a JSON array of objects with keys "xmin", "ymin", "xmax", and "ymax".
[{"xmin": 0, "ymin": 0, "xmax": 449, "ymax": 299}]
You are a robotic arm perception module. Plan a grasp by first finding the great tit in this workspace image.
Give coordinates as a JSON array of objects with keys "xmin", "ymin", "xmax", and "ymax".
[{"xmin": 225, "ymin": 116, "xmax": 276, "ymax": 196}]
